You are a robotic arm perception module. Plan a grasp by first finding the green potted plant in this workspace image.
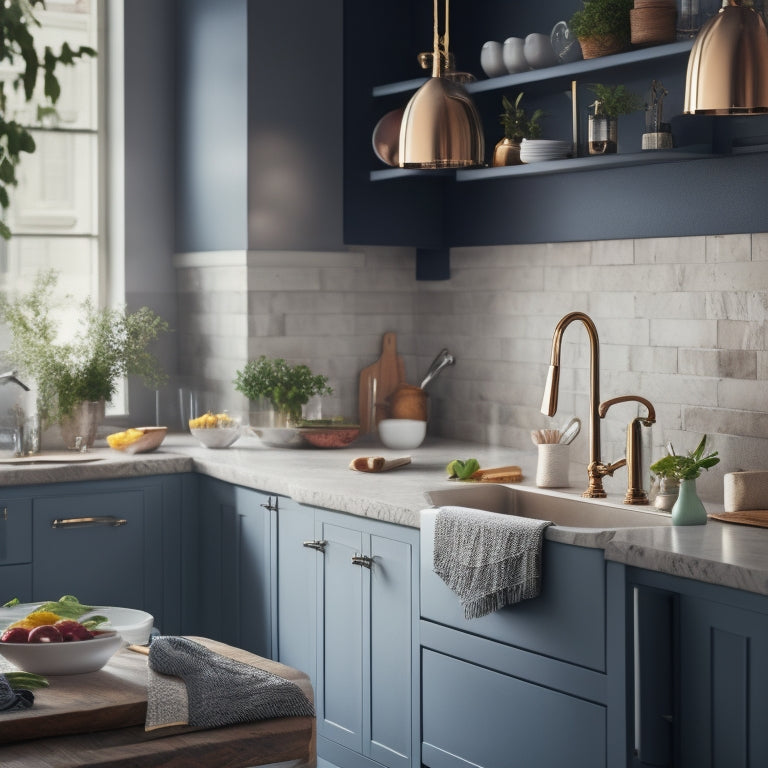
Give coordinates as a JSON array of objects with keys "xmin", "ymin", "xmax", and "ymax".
[
  {"xmin": 0, "ymin": 0, "xmax": 96, "ymax": 239},
  {"xmin": 569, "ymin": 0, "xmax": 634, "ymax": 59},
  {"xmin": 234, "ymin": 356, "xmax": 333, "ymax": 427},
  {"xmin": 0, "ymin": 270, "xmax": 170, "ymax": 448},
  {"xmin": 587, "ymin": 83, "xmax": 643, "ymax": 155},
  {"xmin": 493, "ymin": 93, "xmax": 545, "ymax": 167},
  {"xmin": 650, "ymin": 436, "xmax": 720, "ymax": 525}
]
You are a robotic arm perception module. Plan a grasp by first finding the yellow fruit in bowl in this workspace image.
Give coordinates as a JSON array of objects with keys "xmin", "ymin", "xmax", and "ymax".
[
  {"xmin": 9, "ymin": 610, "xmax": 63, "ymax": 629},
  {"xmin": 106, "ymin": 428, "xmax": 145, "ymax": 448},
  {"xmin": 188, "ymin": 411, "xmax": 236, "ymax": 429}
]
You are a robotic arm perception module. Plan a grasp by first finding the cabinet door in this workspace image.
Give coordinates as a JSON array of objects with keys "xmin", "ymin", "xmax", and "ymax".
[
  {"xmin": 197, "ymin": 478, "xmax": 274, "ymax": 657},
  {"xmin": 32, "ymin": 481, "xmax": 164, "ymax": 616},
  {"xmin": 317, "ymin": 514, "xmax": 365, "ymax": 753},
  {"xmin": 678, "ymin": 595, "xmax": 768, "ymax": 768},
  {"xmin": 276, "ymin": 500, "xmax": 318, "ymax": 689},
  {"xmin": 0, "ymin": 499, "xmax": 32, "ymax": 566},
  {"xmin": 315, "ymin": 508, "xmax": 419, "ymax": 768},
  {"xmin": 368, "ymin": 530, "xmax": 416, "ymax": 768}
]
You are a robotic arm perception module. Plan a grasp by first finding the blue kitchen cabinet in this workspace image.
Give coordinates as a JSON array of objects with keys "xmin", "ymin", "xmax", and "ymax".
[
  {"xmin": 277, "ymin": 503, "xmax": 420, "ymax": 768},
  {"xmin": 0, "ymin": 498, "xmax": 33, "ymax": 602},
  {"xmin": 630, "ymin": 568, "xmax": 768, "ymax": 768},
  {"xmin": 194, "ymin": 476, "xmax": 277, "ymax": 659},
  {"xmin": 29, "ymin": 475, "xmax": 184, "ymax": 633},
  {"xmin": 419, "ymin": 509, "xmax": 630, "ymax": 768}
]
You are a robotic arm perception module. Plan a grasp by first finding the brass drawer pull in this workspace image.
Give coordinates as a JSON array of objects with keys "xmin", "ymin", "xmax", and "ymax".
[
  {"xmin": 352, "ymin": 554, "xmax": 373, "ymax": 569},
  {"xmin": 52, "ymin": 516, "xmax": 128, "ymax": 529},
  {"xmin": 303, "ymin": 539, "xmax": 327, "ymax": 552}
]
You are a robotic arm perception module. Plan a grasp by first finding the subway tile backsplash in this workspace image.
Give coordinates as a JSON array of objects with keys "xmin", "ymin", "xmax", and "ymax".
[{"xmin": 175, "ymin": 233, "xmax": 768, "ymax": 502}]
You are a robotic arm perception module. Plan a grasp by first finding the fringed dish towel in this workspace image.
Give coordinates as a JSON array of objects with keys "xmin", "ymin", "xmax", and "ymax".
[
  {"xmin": 146, "ymin": 636, "xmax": 314, "ymax": 732},
  {"xmin": 433, "ymin": 506, "xmax": 552, "ymax": 619}
]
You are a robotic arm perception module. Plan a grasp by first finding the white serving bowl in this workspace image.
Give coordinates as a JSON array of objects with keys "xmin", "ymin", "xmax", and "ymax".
[
  {"xmin": 83, "ymin": 607, "xmax": 154, "ymax": 646},
  {"xmin": 378, "ymin": 418, "xmax": 427, "ymax": 450},
  {"xmin": 190, "ymin": 424, "xmax": 241, "ymax": 449},
  {"xmin": 0, "ymin": 630, "xmax": 123, "ymax": 675}
]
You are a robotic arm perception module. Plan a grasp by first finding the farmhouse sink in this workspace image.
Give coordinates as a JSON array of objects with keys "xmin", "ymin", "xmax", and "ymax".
[{"xmin": 425, "ymin": 483, "xmax": 672, "ymax": 529}]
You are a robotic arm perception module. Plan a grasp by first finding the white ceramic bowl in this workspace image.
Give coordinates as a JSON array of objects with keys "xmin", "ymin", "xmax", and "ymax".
[
  {"xmin": 0, "ymin": 604, "xmax": 154, "ymax": 647},
  {"xmin": 190, "ymin": 424, "xmax": 241, "ymax": 449},
  {"xmin": 83, "ymin": 607, "xmax": 154, "ymax": 646},
  {"xmin": 378, "ymin": 418, "xmax": 427, "ymax": 450},
  {"xmin": 0, "ymin": 630, "xmax": 123, "ymax": 675}
]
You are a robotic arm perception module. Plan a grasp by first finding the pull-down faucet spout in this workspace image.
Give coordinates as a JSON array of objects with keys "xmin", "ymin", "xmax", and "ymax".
[{"xmin": 541, "ymin": 311, "xmax": 608, "ymax": 498}]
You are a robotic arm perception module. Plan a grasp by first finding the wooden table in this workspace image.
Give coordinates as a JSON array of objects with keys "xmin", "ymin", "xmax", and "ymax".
[{"xmin": 0, "ymin": 637, "xmax": 316, "ymax": 768}]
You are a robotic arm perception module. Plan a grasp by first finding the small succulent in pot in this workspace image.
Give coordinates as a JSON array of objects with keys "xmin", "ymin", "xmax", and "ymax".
[
  {"xmin": 233, "ymin": 356, "xmax": 333, "ymax": 426},
  {"xmin": 500, "ymin": 93, "xmax": 544, "ymax": 142}
]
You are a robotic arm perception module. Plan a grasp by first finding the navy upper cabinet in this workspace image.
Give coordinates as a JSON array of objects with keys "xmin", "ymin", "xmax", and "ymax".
[
  {"xmin": 175, "ymin": 0, "xmax": 345, "ymax": 253},
  {"xmin": 344, "ymin": 0, "xmax": 768, "ymax": 246}
]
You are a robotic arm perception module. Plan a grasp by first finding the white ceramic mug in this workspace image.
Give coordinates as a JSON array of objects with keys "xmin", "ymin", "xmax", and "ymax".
[{"xmin": 536, "ymin": 443, "xmax": 570, "ymax": 488}]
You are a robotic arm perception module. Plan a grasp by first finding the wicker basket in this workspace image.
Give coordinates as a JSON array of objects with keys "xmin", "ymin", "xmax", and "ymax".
[
  {"xmin": 631, "ymin": 7, "xmax": 677, "ymax": 45},
  {"xmin": 578, "ymin": 35, "xmax": 626, "ymax": 59}
]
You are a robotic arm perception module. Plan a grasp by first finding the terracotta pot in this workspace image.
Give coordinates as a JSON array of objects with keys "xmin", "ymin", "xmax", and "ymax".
[
  {"xmin": 492, "ymin": 137, "xmax": 522, "ymax": 167},
  {"xmin": 388, "ymin": 384, "xmax": 428, "ymax": 421}
]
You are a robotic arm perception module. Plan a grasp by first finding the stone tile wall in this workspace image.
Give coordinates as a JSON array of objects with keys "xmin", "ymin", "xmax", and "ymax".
[{"xmin": 175, "ymin": 233, "xmax": 768, "ymax": 502}]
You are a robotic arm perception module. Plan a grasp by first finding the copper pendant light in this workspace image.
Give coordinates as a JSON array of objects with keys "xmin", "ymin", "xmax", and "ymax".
[
  {"xmin": 399, "ymin": 0, "xmax": 484, "ymax": 168},
  {"xmin": 684, "ymin": 0, "xmax": 768, "ymax": 114}
]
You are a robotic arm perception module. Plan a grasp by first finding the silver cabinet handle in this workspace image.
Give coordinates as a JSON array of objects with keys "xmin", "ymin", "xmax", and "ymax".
[
  {"xmin": 303, "ymin": 539, "xmax": 327, "ymax": 552},
  {"xmin": 352, "ymin": 554, "xmax": 373, "ymax": 568},
  {"xmin": 51, "ymin": 516, "xmax": 128, "ymax": 529}
]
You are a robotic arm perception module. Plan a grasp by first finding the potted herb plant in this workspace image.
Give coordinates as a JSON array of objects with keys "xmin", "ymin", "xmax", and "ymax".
[
  {"xmin": 493, "ymin": 93, "xmax": 545, "ymax": 167},
  {"xmin": 587, "ymin": 83, "xmax": 643, "ymax": 155},
  {"xmin": 569, "ymin": 0, "xmax": 634, "ymax": 59},
  {"xmin": 0, "ymin": 271, "xmax": 170, "ymax": 448},
  {"xmin": 650, "ymin": 436, "xmax": 720, "ymax": 525},
  {"xmin": 234, "ymin": 356, "xmax": 333, "ymax": 427}
]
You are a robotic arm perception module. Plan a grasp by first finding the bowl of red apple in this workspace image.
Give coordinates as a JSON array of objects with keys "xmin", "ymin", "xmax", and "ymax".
[{"xmin": 0, "ymin": 619, "xmax": 123, "ymax": 675}]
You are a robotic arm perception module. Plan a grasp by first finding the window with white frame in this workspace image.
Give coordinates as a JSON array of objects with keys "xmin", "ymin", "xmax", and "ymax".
[{"xmin": 0, "ymin": 0, "xmax": 109, "ymax": 333}]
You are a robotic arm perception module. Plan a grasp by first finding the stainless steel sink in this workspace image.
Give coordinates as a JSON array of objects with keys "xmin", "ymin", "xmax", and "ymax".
[{"xmin": 425, "ymin": 484, "xmax": 672, "ymax": 528}]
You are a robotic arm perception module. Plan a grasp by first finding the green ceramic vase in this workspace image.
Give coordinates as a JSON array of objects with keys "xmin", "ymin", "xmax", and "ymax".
[{"xmin": 671, "ymin": 478, "xmax": 707, "ymax": 526}]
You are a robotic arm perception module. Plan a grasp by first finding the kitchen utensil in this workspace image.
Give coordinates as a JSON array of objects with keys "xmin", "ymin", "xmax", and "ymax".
[
  {"xmin": 378, "ymin": 418, "xmax": 426, "ymax": 450},
  {"xmin": 190, "ymin": 424, "xmax": 242, "ymax": 449},
  {"xmin": 467, "ymin": 465, "xmax": 523, "ymax": 483},
  {"xmin": 524, "ymin": 33, "xmax": 558, "ymax": 69},
  {"xmin": 107, "ymin": 426, "xmax": 167, "ymax": 454},
  {"xmin": 372, "ymin": 108, "xmax": 404, "ymax": 166},
  {"xmin": 358, "ymin": 332, "xmax": 406, "ymax": 433},
  {"xmin": 480, "ymin": 41, "xmax": 506, "ymax": 78},
  {"xmin": 349, "ymin": 456, "xmax": 412, "ymax": 472},
  {"xmin": 558, "ymin": 417, "xmax": 581, "ymax": 445},
  {"xmin": 420, "ymin": 348, "xmax": 455, "ymax": 389},
  {"xmin": 249, "ymin": 426, "xmax": 305, "ymax": 448},
  {"xmin": 536, "ymin": 443, "xmax": 570, "ymax": 488},
  {"xmin": 710, "ymin": 510, "xmax": 768, "ymax": 528},
  {"xmin": 503, "ymin": 37, "xmax": 527, "ymax": 73},
  {"xmin": 389, "ymin": 384, "xmax": 428, "ymax": 420}
]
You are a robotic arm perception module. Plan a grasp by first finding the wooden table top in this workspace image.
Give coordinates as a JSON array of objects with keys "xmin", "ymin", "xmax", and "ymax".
[{"xmin": 0, "ymin": 637, "xmax": 315, "ymax": 768}]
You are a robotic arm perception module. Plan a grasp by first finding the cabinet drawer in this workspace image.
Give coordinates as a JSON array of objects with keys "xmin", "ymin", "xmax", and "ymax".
[
  {"xmin": 0, "ymin": 499, "xmax": 32, "ymax": 566},
  {"xmin": 421, "ymin": 511, "xmax": 606, "ymax": 670},
  {"xmin": 421, "ymin": 649, "xmax": 605, "ymax": 768}
]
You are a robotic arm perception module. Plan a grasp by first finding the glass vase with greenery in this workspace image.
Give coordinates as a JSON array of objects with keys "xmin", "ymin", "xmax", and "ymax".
[
  {"xmin": 234, "ymin": 356, "xmax": 333, "ymax": 426},
  {"xmin": 0, "ymin": 271, "xmax": 170, "ymax": 429}
]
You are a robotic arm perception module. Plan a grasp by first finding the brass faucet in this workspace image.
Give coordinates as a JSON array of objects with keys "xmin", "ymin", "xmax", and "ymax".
[
  {"xmin": 598, "ymin": 395, "xmax": 656, "ymax": 505},
  {"xmin": 541, "ymin": 311, "xmax": 623, "ymax": 499}
]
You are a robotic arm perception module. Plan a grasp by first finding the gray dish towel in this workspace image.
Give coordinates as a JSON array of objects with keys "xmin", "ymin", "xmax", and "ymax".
[
  {"xmin": 147, "ymin": 636, "xmax": 314, "ymax": 731},
  {"xmin": 433, "ymin": 506, "xmax": 552, "ymax": 619}
]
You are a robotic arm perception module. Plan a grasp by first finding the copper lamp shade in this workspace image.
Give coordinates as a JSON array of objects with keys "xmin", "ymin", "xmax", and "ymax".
[
  {"xmin": 399, "ymin": 0, "xmax": 484, "ymax": 168},
  {"xmin": 684, "ymin": 0, "xmax": 768, "ymax": 114}
]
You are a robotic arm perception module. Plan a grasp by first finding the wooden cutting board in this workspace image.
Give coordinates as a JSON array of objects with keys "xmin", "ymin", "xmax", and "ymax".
[
  {"xmin": 349, "ymin": 456, "xmax": 412, "ymax": 472},
  {"xmin": 0, "ymin": 637, "xmax": 312, "ymax": 745},
  {"xmin": 710, "ymin": 509, "xmax": 768, "ymax": 528},
  {"xmin": 358, "ymin": 332, "xmax": 406, "ymax": 433}
]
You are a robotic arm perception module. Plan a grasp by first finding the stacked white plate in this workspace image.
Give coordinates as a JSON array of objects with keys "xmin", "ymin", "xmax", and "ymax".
[{"xmin": 520, "ymin": 139, "xmax": 573, "ymax": 163}]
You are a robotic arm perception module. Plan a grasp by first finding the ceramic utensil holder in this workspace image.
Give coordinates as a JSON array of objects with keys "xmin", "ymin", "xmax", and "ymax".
[{"xmin": 536, "ymin": 443, "xmax": 570, "ymax": 488}]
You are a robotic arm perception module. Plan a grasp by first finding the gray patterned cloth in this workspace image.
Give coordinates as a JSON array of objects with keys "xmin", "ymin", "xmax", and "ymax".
[
  {"xmin": 0, "ymin": 675, "xmax": 34, "ymax": 712},
  {"xmin": 433, "ymin": 506, "xmax": 552, "ymax": 619},
  {"xmin": 147, "ymin": 636, "xmax": 314, "ymax": 730}
]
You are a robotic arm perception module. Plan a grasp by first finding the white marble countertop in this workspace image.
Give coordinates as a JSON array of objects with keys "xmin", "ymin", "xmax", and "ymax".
[{"xmin": 2, "ymin": 432, "xmax": 767, "ymax": 597}]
